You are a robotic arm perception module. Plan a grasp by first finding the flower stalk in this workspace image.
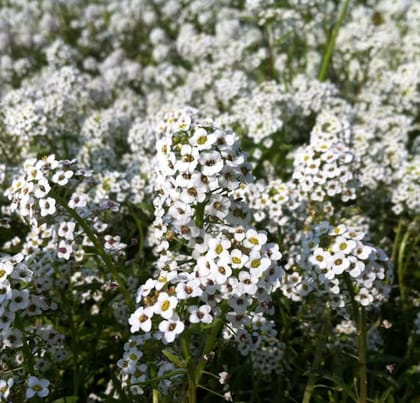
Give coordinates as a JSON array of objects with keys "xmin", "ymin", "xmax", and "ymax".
[{"xmin": 318, "ymin": 0, "xmax": 351, "ymax": 82}]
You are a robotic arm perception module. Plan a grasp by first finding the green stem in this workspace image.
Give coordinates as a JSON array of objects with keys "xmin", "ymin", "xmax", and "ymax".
[
  {"xmin": 197, "ymin": 384, "xmax": 227, "ymax": 399},
  {"xmin": 52, "ymin": 190, "xmax": 135, "ymax": 311},
  {"xmin": 343, "ymin": 274, "xmax": 367, "ymax": 403},
  {"xmin": 195, "ymin": 319, "xmax": 223, "ymax": 385},
  {"xmin": 150, "ymin": 367, "xmax": 161, "ymax": 403},
  {"xmin": 180, "ymin": 335, "xmax": 196, "ymax": 403},
  {"xmin": 180, "ymin": 319, "xmax": 223, "ymax": 403},
  {"xmin": 358, "ymin": 307, "xmax": 367, "ymax": 403},
  {"xmin": 194, "ymin": 201, "xmax": 206, "ymax": 229},
  {"xmin": 302, "ymin": 306, "xmax": 329, "ymax": 403},
  {"xmin": 318, "ymin": 0, "xmax": 351, "ymax": 82},
  {"xmin": 391, "ymin": 218, "xmax": 404, "ymax": 266},
  {"xmin": 153, "ymin": 388, "xmax": 160, "ymax": 403},
  {"xmin": 398, "ymin": 228, "xmax": 411, "ymax": 314},
  {"xmin": 67, "ymin": 295, "xmax": 80, "ymax": 396}
]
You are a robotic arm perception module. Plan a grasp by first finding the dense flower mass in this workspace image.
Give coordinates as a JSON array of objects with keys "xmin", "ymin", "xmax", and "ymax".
[{"xmin": 0, "ymin": 0, "xmax": 418, "ymax": 401}]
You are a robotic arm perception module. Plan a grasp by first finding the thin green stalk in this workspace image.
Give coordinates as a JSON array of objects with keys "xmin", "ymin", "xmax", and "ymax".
[
  {"xmin": 343, "ymin": 274, "xmax": 367, "ymax": 403},
  {"xmin": 391, "ymin": 218, "xmax": 404, "ymax": 265},
  {"xmin": 318, "ymin": 0, "xmax": 351, "ymax": 82},
  {"xmin": 358, "ymin": 307, "xmax": 367, "ymax": 403},
  {"xmin": 197, "ymin": 384, "xmax": 226, "ymax": 399},
  {"xmin": 398, "ymin": 228, "xmax": 411, "ymax": 313},
  {"xmin": 180, "ymin": 320, "xmax": 223, "ymax": 403},
  {"xmin": 180, "ymin": 334, "xmax": 196, "ymax": 403},
  {"xmin": 153, "ymin": 388, "xmax": 160, "ymax": 403},
  {"xmin": 195, "ymin": 319, "xmax": 223, "ymax": 385},
  {"xmin": 68, "ymin": 300, "xmax": 80, "ymax": 396},
  {"xmin": 302, "ymin": 306, "xmax": 329, "ymax": 403},
  {"xmin": 52, "ymin": 190, "xmax": 135, "ymax": 310},
  {"xmin": 150, "ymin": 367, "xmax": 161, "ymax": 403}
]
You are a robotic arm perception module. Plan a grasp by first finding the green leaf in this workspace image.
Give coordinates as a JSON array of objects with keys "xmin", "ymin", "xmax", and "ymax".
[{"xmin": 162, "ymin": 349, "xmax": 185, "ymax": 367}]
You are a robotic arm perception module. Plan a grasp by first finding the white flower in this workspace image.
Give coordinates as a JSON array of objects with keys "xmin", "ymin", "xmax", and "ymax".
[
  {"xmin": 243, "ymin": 229, "xmax": 267, "ymax": 250},
  {"xmin": 190, "ymin": 127, "xmax": 217, "ymax": 150},
  {"xmin": 247, "ymin": 252, "xmax": 271, "ymax": 279},
  {"xmin": 33, "ymin": 179, "xmax": 51, "ymax": 198},
  {"xmin": 0, "ymin": 261, "xmax": 13, "ymax": 282},
  {"xmin": 263, "ymin": 243, "xmax": 282, "ymax": 261},
  {"xmin": 238, "ymin": 271, "xmax": 258, "ymax": 295},
  {"xmin": 0, "ymin": 280, "xmax": 12, "ymax": 303},
  {"xmin": 25, "ymin": 166, "xmax": 43, "ymax": 181},
  {"xmin": 2, "ymin": 328, "xmax": 23, "ymax": 348},
  {"xmin": 332, "ymin": 237, "xmax": 356, "ymax": 255},
  {"xmin": 230, "ymin": 249, "xmax": 249, "ymax": 269},
  {"xmin": 0, "ymin": 378, "xmax": 14, "ymax": 400},
  {"xmin": 129, "ymin": 306, "xmax": 154, "ymax": 333},
  {"xmin": 174, "ymin": 114, "xmax": 191, "ymax": 132},
  {"xmin": 175, "ymin": 278, "xmax": 202, "ymax": 299},
  {"xmin": 26, "ymin": 376, "xmax": 50, "ymax": 399},
  {"xmin": 51, "ymin": 169, "xmax": 74, "ymax": 186},
  {"xmin": 188, "ymin": 304, "xmax": 213, "ymax": 324},
  {"xmin": 104, "ymin": 235, "xmax": 126, "ymax": 251},
  {"xmin": 39, "ymin": 197, "xmax": 56, "ymax": 217},
  {"xmin": 206, "ymin": 194, "xmax": 231, "ymax": 219},
  {"xmin": 68, "ymin": 193, "xmax": 87, "ymax": 209},
  {"xmin": 228, "ymin": 295, "xmax": 251, "ymax": 314},
  {"xmin": 58, "ymin": 221, "xmax": 76, "ymax": 240},
  {"xmin": 207, "ymin": 237, "xmax": 231, "ymax": 260},
  {"xmin": 159, "ymin": 315, "xmax": 185, "ymax": 343},
  {"xmin": 200, "ymin": 150, "xmax": 224, "ymax": 176},
  {"xmin": 348, "ymin": 256, "xmax": 365, "ymax": 278},
  {"xmin": 329, "ymin": 252, "xmax": 350, "ymax": 275},
  {"xmin": 153, "ymin": 292, "xmax": 178, "ymax": 319},
  {"xmin": 8, "ymin": 289, "xmax": 29, "ymax": 312},
  {"xmin": 210, "ymin": 262, "xmax": 232, "ymax": 285},
  {"xmin": 354, "ymin": 244, "xmax": 373, "ymax": 260},
  {"xmin": 309, "ymin": 248, "xmax": 330, "ymax": 269},
  {"xmin": 57, "ymin": 240, "xmax": 72, "ymax": 260},
  {"xmin": 175, "ymin": 144, "xmax": 199, "ymax": 173},
  {"xmin": 10, "ymin": 263, "xmax": 33, "ymax": 282},
  {"xmin": 355, "ymin": 288, "xmax": 374, "ymax": 306},
  {"xmin": 135, "ymin": 278, "xmax": 156, "ymax": 303}
]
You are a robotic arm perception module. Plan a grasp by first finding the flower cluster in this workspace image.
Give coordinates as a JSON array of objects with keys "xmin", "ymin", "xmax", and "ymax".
[
  {"xmin": 292, "ymin": 112, "xmax": 358, "ymax": 204},
  {"xmin": 391, "ymin": 156, "xmax": 420, "ymax": 215},
  {"xmin": 121, "ymin": 109, "xmax": 284, "ymax": 391},
  {"xmin": 293, "ymin": 221, "xmax": 393, "ymax": 309},
  {"xmin": 5, "ymin": 156, "xmax": 80, "ymax": 225}
]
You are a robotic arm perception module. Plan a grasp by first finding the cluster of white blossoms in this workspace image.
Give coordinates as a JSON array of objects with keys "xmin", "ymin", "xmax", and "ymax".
[
  {"xmin": 295, "ymin": 221, "xmax": 393, "ymax": 309},
  {"xmin": 2, "ymin": 155, "xmax": 133, "ymax": 398},
  {"xmin": 5, "ymin": 156, "xmax": 80, "ymax": 225},
  {"xmin": 391, "ymin": 156, "xmax": 420, "ymax": 215},
  {"xmin": 120, "ymin": 109, "xmax": 285, "ymax": 389},
  {"xmin": 0, "ymin": 250, "xmax": 64, "ymax": 400},
  {"xmin": 0, "ymin": 253, "xmax": 32, "ymax": 336},
  {"xmin": 292, "ymin": 112, "xmax": 357, "ymax": 204},
  {"xmin": 5, "ymin": 155, "xmax": 127, "ymax": 262}
]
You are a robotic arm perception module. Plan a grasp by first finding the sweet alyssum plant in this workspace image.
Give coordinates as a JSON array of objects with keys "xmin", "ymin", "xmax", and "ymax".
[{"xmin": 120, "ymin": 109, "xmax": 285, "ymax": 401}]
